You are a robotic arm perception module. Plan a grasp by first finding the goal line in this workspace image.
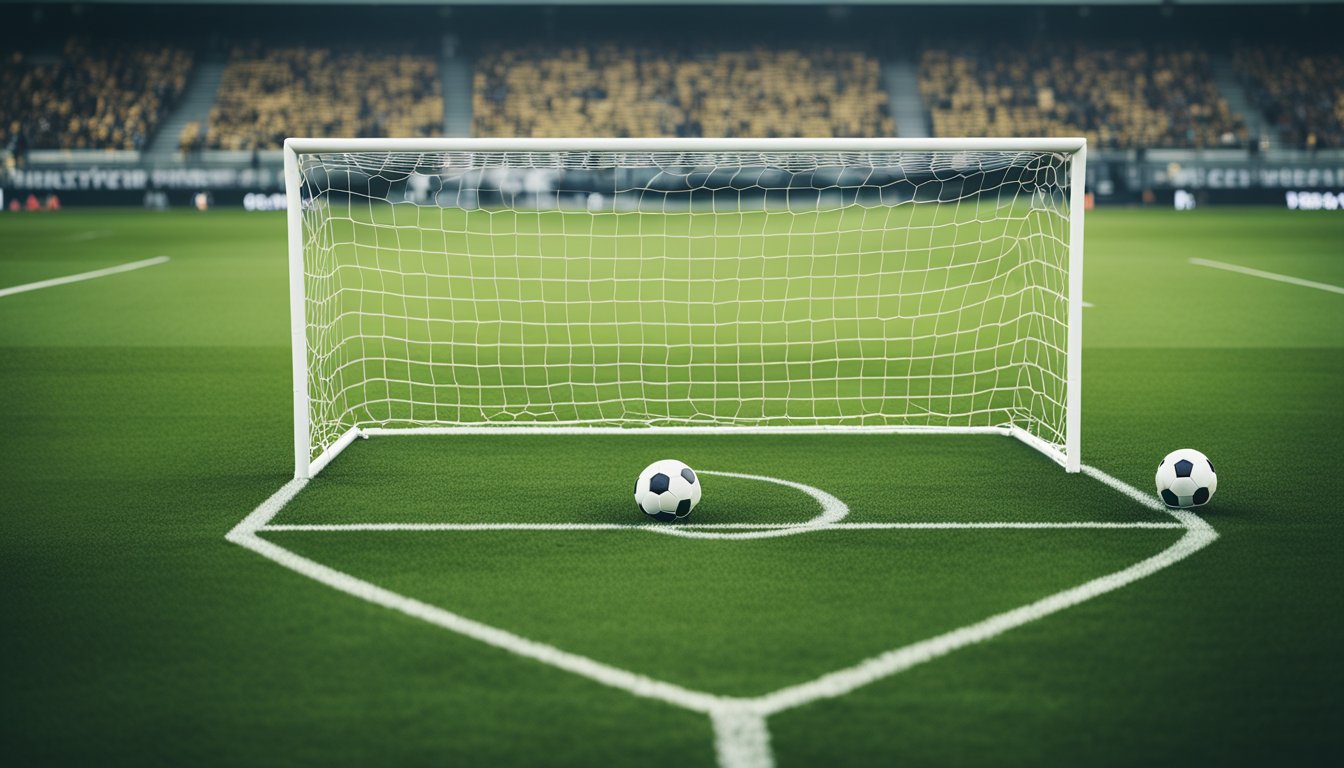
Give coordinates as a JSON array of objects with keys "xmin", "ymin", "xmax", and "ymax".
[
  {"xmin": 307, "ymin": 405, "xmax": 1070, "ymax": 479},
  {"xmin": 259, "ymin": 521, "xmax": 1183, "ymax": 532}
]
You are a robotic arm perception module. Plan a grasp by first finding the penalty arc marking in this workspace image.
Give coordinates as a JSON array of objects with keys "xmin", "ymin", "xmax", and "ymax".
[
  {"xmin": 642, "ymin": 469, "xmax": 848, "ymax": 539},
  {"xmin": 228, "ymin": 461, "xmax": 1215, "ymax": 768}
]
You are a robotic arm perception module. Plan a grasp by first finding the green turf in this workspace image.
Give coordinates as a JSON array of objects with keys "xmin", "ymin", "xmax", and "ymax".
[{"xmin": 1, "ymin": 207, "xmax": 1341, "ymax": 766}]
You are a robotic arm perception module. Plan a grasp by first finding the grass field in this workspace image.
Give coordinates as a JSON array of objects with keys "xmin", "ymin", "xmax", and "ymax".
[{"xmin": 2, "ymin": 207, "xmax": 1341, "ymax": 766}]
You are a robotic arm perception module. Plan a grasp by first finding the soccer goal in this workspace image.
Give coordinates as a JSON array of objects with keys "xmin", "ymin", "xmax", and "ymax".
[{"xmin": 284, "ymin": 138, "xmax": 1085, "ymax": 479}]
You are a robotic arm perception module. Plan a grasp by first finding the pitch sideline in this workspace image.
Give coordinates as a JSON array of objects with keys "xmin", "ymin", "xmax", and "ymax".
[
  {"xmin": 228, "ymin": 463, "xmax": 1215, "ymax": 768},
  {"xmin": 1189, "ymin": 257, "xmax": 1344, "ymax": 295},
  {"xmin": 0, "ymin": 256, "xmax": 170, "ymax": 298}
]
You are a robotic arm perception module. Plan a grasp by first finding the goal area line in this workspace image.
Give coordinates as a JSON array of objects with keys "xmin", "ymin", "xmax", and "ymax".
[
  {"xmin": 259, "ymin": 521, "xmax": 1183, "ymax": 532},
  {"xmin": 304, "ymin": 424, "xmax": 1069, "ymax": 479},
  {"xmin": 264, "ymin": 464, "xmax": 1177, "ymax": 538}
]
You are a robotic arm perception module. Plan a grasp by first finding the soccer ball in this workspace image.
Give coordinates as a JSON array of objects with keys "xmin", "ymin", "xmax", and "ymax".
[
  {"xmin": 1155, "ymin": 448, "xmax": 1218, "ymax": 509},
  {"xmin": 634, "ymin": 459, "xmax": 702, "ymax": 522}
]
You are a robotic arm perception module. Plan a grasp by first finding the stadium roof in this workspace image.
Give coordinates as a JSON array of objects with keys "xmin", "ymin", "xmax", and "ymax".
[{"xmin": 26, "ymin": 0, "xmax": 1344, "ymax": 6}]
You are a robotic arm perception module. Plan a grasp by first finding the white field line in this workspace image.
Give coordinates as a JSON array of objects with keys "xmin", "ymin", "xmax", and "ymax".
[
  {"xmin": 260, "ymin": 521, "xmax": 1183, "ymax": 532},
  {"xmin": 712, "ymin": 709, "xmax": 773, "ymax": 768},
  {"xmin": 1189, "ymin": 257, "xmax": 1344, "ymax": 295},
  {"xmin": 1082, "ymin": 300, "xmax": 1095, "ymax": 308},
  {"xmin": 227, "ymin": 480, "xmax": 729, "ymax": 716},
  {"xmin": 361, "ymin": 425, "xmax": 1011, "ymax": 436},
  {"xmin": 0, "ymin": 256, "xmax": 169, "ymax": 298},
  {"xmin": 745, "ymin": 464, "xmax": 1216, "ymax": 717},
  {"xmin": 258, "ymin": 465, "xmax": 1174, "ymax": 535},
  {"xmin": 228, "ymin": 463, "xmax": 1215, "ymax": 768},
  {"xmin": 819, "ymin": 520, "xmax": 1179, "ymax": 530},
  {"xmin": 647, "ymin": 470, "xmax": 848, "ymax": 540}
]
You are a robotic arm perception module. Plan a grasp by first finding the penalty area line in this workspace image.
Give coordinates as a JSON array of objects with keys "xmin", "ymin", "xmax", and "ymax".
[
  {"xmin": 258, "ymin": 521, "xmax": 1184, "ymax": 532},
  {"xmin": 746, "ymin": 467, "xmax": 1217, "ymax": 717},
  {"xmin": 230, "ymin": 464, "xmax": 1215, "ymax": 768},
  {"xmin": 0, "ymin": 256, "xmax": 170, "ymax": 298},
  {"xmin": 227, "ymin": 480, "xmax": 730, "ymax": 716},
  {"xmin": 1189, "ymin": 257, "xmax": 1344, "ymax": 296}
]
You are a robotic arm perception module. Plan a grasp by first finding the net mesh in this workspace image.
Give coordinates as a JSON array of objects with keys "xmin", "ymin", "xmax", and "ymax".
[{"xmin": 296, "ymin": 148, "xmax": 1074, "ymax": 463}]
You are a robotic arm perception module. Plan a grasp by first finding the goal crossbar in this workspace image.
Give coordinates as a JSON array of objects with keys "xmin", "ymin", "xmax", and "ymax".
[
  {"xmin": 285, "ymin": 137, "xmax": 1088, "ymax": 154},
  {"xmin": 286, "ymin": 137, "xmax": 1085, "ymax": 478}
]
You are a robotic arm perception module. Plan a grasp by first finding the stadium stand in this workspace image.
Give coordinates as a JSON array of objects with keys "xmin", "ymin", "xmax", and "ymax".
[
  {"xmin": 193, "ymin": 45, "xmax": 442, "ymax": 150},
  {"xmin": 473, "ymin": 44, "xmax": 893, "ymax": 138},
  {"xmin": 1235, "ymin": 48, "xmax": 1344, "ymax": 150},
  {"xmin": 1, "ymin": 39, "xmax": 193, "ymax": 153},
  {"xmin": 919, "ymin": 44, "xmax": 1247, "ymax": 149},
  {"xmin": 11, "ymin": 30, "xmax": 1338, "ymax": 157}
]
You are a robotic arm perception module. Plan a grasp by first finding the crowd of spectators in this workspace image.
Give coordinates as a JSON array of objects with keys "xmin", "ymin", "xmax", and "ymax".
[
  {"xmin": 2, "ymin": 39, "xmax": 193, "ymax": 154},
  {"xmin": 189, "ymin": 45, "xmax": 442, "ymax": 151},
  {"xmin": 9, "ymin": 34, "xmax": 1342, "ymax": 157},
  {"xmin": 919, "ymin": 44, "xmax": 1247, "ymax": 149},
  {"xmin": 474, "ymin": 44, "xmax": 892, "ymax": 138},
  {"xmin": 1235, "ymin": 48, "xmax": 1344, "ymax": 150}
]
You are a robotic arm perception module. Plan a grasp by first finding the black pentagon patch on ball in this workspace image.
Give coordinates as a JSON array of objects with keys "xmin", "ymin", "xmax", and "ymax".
[
  {"xmin": 676, "ymin": 498, "xmax": 692, "ymax": 517},
  {"xmin": 651, "ymin": 511, "xmax": 676, "ymax": 522},
  {"xmin": 649, "ymin": 473, "xmax": 670, "ymax": 494},
  {"xmin": 681, "ymin": 467, "xmax": 697, "ymax": 485},
  {"xmin": 634, "ymin": 477, "xmax": 639, "ymax": 495},
  {"xmin": 1160, "ymin": 489, "xmax": 1180, "ymax": 507},
  {"xmin": 1174, "ymin": 459, "xmax": 1194, "ymax": 478},
  {"xmin": 1207, "ymin": 458, "xmax": 1216, "ymax": 474},
  {"xmin": 1193, "ymin": 487, "xmax": 1210, "ymax": 505}
]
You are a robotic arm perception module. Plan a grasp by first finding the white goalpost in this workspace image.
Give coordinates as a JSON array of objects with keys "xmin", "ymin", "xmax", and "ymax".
[{"xmin": 284, "ymin": 137, "xmax": 1085, "ymax": 479}]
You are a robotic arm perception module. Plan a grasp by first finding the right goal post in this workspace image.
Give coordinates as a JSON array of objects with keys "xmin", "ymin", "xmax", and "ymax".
[{"xmin": 284, "ymin": 137, "xmax": 1085, "ymax": 478}]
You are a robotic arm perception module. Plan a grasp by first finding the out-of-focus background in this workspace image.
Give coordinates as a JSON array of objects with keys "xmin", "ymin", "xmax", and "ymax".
[{"xmin": 2, "ymin": 1, "xmax": 1341, "ymax": 211}]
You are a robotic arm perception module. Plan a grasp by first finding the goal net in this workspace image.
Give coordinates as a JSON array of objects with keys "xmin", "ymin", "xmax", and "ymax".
[{"xmin": 285, "ymin": 139, "xmax": 1084, "ymax": 478}]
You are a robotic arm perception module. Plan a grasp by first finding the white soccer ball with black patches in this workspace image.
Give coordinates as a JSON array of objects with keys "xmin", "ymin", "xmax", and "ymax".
[
  {"xmin": 1155, "ymin": 448, "xmax": 1218, "ymax": 509},
  {"xmin": 634, "ymin": 459, "xmax": 702, "ymax": 522}
]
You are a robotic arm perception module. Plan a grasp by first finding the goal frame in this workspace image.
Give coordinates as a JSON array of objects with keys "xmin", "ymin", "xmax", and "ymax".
[{"xmin": 283, "ymin": 137, "xmax": 1086, "ymax": 479}]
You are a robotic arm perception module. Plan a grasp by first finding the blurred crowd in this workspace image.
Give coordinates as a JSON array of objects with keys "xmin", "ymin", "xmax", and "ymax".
[
  {"xmin": 474, "ymin": 44, "xmax": 892, "ymax": 138},
  {"xmin": 1235, "ymin": 48, "xmax": 1344, "ymax": 150},
  {"xmin": 1, "ymin": 39, "xmax": 192, "ymax": 154},
  {"xmin": 920, "ymin": 44, "xmax": 1246, "ymax": 150},
  {"xmin": 182, "ymin": 45, "xmax": 442, "ymax": 151},
  {"xmin": 7, "ymin": 34, "xmax": 1344, "ymax": 155}
]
